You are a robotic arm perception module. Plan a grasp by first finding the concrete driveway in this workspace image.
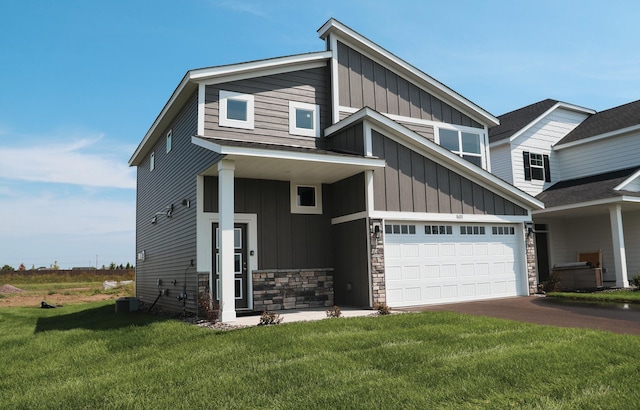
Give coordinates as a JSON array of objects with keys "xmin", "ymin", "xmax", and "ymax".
[{"xmin": 398, "ymin": 296, "xmax": 640, "ymax": 336}]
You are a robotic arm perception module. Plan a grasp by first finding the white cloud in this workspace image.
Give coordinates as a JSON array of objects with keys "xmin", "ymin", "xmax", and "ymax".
[
  {"xmin": 211, "ymin": 0, "xmax": 271, "ymax": 18},
  {"xmin": 0, "ymin": 135, "xmax": 135, "ymax": 189}
]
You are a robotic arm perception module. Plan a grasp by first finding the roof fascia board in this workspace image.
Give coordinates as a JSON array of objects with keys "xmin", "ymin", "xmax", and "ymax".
[
  {"xmin": 554, "ymin": 124, "xmax": 640, "ymax": 150},
  {"xmin": 191, "ymin": 135, "xmax": 386, "ymax": 168},
  {"xmin": 329, "ymin": 108, "xmax": 543, "ymax": 210},
  {"xmin": 193, "ymin": 51, "xmax": 332, "ymax": 85},
  {"xmin": 318, "ymin": 19, "xmax": 498, "ymax": 127},
  {"xmin": 129, "ymin": 73, "xmax": 191, "ymax": 166},
  {"xmin": 533, "ymin": 196, "xmax": 640, "ymax": 215},
  {"xmin": 614, "ymin": 168, "xmax": 640, "ymax": 191}
]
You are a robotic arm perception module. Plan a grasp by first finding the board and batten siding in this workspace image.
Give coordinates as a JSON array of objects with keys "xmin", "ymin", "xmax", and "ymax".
[
  {"xmin": 136, "ymin": 92, "xmax": 221, "ymax": 313},
  {"xmin": 203, "ymin": 177, "xmax": 333, "ymax": 270},
  {"xmin": 325, "ymin": 173, "xmax": 366, "ymax": 218},
  {"xmin": 371, "ymin": 130, "xmax": 527, "ymax": 216},
  {"xmin": 332, "ymin": 218, "xmax": 370, "ymax": 307},
  {"xmin": 510, "ymin": 108, "xmax": 588, "ymax": 196},
  {"xmin": 336, "ymin": 41, "xmax": 483, "ymax": 130},
  {"xmin": 325, "ymin": 122, "xmax": 365, "ymax": 155},
  {"xmin": 203, "ymin": 67, "xmax": 330, "ymax": 148},
  {"xmin": 556, "ymin": 131, "xmax": 640, "ymax": 181}
]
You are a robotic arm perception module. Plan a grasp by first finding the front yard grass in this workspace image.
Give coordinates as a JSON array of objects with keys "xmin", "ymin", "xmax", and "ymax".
[
  {"xmin": 2, "ymin": 301, "xmax": 640, "ymax": 409},
  {"xmin": 548, "ymin": 290, "xmax": 640, "ymax": 304}
]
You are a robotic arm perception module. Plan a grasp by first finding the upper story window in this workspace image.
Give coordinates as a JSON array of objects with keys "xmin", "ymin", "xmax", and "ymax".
[
  {"xmin": 219, "ymin": 90, "xmax": 254, "ymax": 130},
  {"xmin": 438, "ymin": 128, "xmax": 483, "ymax": 167},
  {"xmin": 166, "ymin": 130, "xmax": 172, "ymax": 153},
  {"xmin": 290, "ymin": 183, "xmax": 322, "ymax": 214},
  {"xmin": 289, "ymin": 101, "xmax": 320, "ymax": 137},
  {"xmin": 523, "ymin": 151, "xmax": 550, "ymax": 182},
  {"xmin": 150, "ymin": 151, "xmax": 155, "ymax": 171}
]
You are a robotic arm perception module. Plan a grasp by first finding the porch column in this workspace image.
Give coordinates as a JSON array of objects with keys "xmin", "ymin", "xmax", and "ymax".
[
  {"xmin": 218, "ymin": 159, "xmax": 236, "ymax": 322},
  {"xmin": 609, "ymin": 205, "xmax": 629, "ymax": 288}
]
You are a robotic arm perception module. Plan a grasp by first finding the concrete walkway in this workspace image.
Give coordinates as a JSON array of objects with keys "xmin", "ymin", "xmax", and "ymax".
[
  {"xmin": 231, "ymin": 307, "xmax": 375, "ymax": 327},
  {"xmin": 399, "ymin": 295, "xmax": 640, "ymax": 336}
]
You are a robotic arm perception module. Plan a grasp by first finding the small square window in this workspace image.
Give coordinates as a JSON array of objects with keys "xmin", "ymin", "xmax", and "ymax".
[
  {"xmin": 408, "ymin": 225, "xmax": 416, "ymax": 234},
  {"xmin": 166, "ymin": 130, "xmax": 172, "ymax": 153},
  {"xmin": 297, "ymin": 186, "xmax": 316, "ymax": 207},
  {"xmin": 219, "ymin": 90, "xmax": 254, "ymax": 130},
  {"xmin": 385, "ymin": 225, "xmax": 392, "ymax": 234},
  {"xmin": 290, "ymin": 183, "xmax": 322, "ymax": 214},
  {"xmin": 289, "ymin": 101, "xmax": 320, "ymax": 137}
]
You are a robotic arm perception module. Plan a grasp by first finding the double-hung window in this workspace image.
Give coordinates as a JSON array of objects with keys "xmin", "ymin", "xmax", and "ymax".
[
  {"xmin": 523, "ymin": 151, "xmax": 551, "ymax": 182},
  {"xmin": 219, "ymin": 90, "xmax": 254, "ymax": 130},
  {"xmin": 289, "ymin": 101, "xmax": 320, "ymax": 137},
  {"xmin": 438, "ymin": 128, "xmax": 483, "ymax": 167}
]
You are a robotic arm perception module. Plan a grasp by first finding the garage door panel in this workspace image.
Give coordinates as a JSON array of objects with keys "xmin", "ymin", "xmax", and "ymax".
[{"xmin": 385, "ymin": 222, "xmax": 524, "ymax": 307}]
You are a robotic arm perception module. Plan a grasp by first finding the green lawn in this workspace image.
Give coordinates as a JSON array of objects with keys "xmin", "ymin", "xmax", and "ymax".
[
  {"xmin": 549, "ymin": 290, "xmax": 640, "ymax": 304},
  {"xmin": 2, "ymin": 301, "xmax": 640, "ymax": 409}
]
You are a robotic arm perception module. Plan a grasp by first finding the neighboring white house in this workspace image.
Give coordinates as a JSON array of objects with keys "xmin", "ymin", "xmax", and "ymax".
[{"xmin": 490, "ymin": 99, "xmax": 640, "ymax": 288}]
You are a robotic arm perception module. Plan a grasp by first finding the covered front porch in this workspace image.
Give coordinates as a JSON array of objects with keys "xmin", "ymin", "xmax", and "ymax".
[{"xmin": 192, "ymin": 136, "xmax": 385, "ymax": 322}]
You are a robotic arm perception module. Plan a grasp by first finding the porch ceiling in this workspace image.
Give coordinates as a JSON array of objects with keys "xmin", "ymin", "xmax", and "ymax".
[{"xmin": 193, "ymin": 136, "xmax": 385, "ymax": 184}]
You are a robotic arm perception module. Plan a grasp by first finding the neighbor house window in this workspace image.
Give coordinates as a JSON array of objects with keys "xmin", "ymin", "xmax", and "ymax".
[
  {"xmin": 219, "ymin": 90, "xmax": 254, "ymax": 130},
  {"xmin": 290, "ymin": 183, "xmax": 322, "ymax": 214},
  {"xmin": 289, "ymin": 101, "xmax": 320, "ymax": 137},
  {"xmin": 438, "ymin": 128, "xmax": 483, "ymax": 167},
  {"xmin": 166, "ymin": 130, "xmax": 172, "ymax": 153},
  {"xmin": 150, "ymin": 151, "xmax": 155, "ymax": 171},
  {"xmin": 523, "ymin": 151, "xmax": 551, "ymax": 182}
]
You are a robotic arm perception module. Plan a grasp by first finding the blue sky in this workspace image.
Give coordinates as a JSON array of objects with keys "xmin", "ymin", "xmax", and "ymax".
[{"xmin": 1, "ymin": 0, "xmax": 639, "ymax": 269}]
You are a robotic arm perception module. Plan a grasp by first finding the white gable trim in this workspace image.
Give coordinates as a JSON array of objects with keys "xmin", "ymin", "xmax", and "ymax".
[
  {"xmin": 490, "ymin": 102, "xmax": 595, "ymax": 148},
  {"xmin": 318, "ymin": 18, "xmax": 498, "ymax": 128},
  {"xmin": 614, "ymin": 168, "xmax": 640, "ymax": 192},
  {"xmin": 533, "ymin": 196, "xmax": 640, "ymax": 215}
]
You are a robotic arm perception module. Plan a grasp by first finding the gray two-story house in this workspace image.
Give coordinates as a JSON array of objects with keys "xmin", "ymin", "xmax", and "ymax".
[{"xmin": 129, "ymin": 19, "xmax": 543, "ymax": 322}]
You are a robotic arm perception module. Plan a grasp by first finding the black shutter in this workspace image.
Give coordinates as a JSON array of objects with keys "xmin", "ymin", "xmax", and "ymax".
[
  {"xmin": 543, "ymin": 154, "xmax": 551, "ymax": 182},
  {"xmin": 523, "ymin": 151, "xmax": 531, "ymax": 181}
]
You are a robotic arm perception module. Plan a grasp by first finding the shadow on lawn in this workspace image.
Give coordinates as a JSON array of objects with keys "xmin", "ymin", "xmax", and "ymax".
[{"xmin": 34, "ymin": 303, "xmax": 169, "ymax": 333}]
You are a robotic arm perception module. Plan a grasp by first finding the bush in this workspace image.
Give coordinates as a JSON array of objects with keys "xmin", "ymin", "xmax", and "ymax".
[
  {"xmin": 374, "ymin": 303, "xmax": 391, "ymax": 315},
  {"xmin": 326, "ymin": 305, "xmax": 342, "ymax": 318},
  {"xmin": 258, "ymin": 310, "xmax": 283, "ymax": 326},
  {"xmin": 541, "ymin": 271, "xmax": 561, "ymax": 293},
  {"xmin": 198, "ymin": 292, "xmax": 219, "ymax": 322},
  {"xmin": 630, "ymin": 275, "xmax": 640, "ymax": 290}
]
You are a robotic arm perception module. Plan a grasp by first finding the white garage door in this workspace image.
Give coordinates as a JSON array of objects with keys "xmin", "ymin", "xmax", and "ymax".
[{"xmin": 384, "ymin": 222, "xmax": 524, "ymax": 307}]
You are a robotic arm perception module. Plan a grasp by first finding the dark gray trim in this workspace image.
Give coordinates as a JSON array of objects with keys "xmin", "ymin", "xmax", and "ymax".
[{"xmin": 332, "ymin": 218, "xmax": 370, "ymax": 307}]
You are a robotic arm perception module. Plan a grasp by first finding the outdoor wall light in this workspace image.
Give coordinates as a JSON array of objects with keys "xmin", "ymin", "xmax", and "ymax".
[
  {"xmin": 372, "ymin": 222, "xmax": 382, "ymax": 238},
  {"xmin": 182, "ymin": 199, "xmax": 190, "ymax": 208},
  {"xmin": 151, "ymin": 215, "xmax": 158, "ymax": 224},
  {"xmin": 166, "ymin": 204, "xmax": 174, "ymax": 218}
]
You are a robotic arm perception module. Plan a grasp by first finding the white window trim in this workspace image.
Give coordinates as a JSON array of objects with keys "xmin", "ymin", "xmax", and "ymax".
[
  {"xmin": 529, "ymin": 152, "xmax": 545, "ymax": 181},
  {"xmin": 166, "ymin": 129, "xmax": 172, "ymax": 153},
  {"xmin": 289, "ymin": 101, "xmax": 320, "ymax": 137},
  {"xmin": 219, "ymin": 90, "xmax": 254, "ymax": 130},
  {"xmin": 435, "ymin": 127, "xmax": 485, "ymax": 168},
  {"xmin": 290, "ymin": 182, "xmax": 322, "ymax": 214},
  {"xmin": 150, "ymin": 151, "xmax": 155, "ymax": 171}
]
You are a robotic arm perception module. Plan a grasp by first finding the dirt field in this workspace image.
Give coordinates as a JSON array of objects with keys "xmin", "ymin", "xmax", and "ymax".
[{"xmin": 0, "ymin": 284, "xmax": 132, "ymax": 308}]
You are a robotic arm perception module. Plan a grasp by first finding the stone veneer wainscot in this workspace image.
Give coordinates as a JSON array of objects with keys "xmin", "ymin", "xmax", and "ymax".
[{"xmin": 252, "ymin": 269, "xmax": 334, "ymax": 312}]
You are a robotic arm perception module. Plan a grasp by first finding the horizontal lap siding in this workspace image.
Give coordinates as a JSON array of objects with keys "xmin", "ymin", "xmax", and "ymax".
[
  {"xmin": 136, "ymin": 93, "xmax": 220, "ymax": 313},
  {"xmin": 371, "ymin": 130, "xmax": 526, "ymax": 215},
  {"xmin": 337, "ymin": 41, "xmax": 482, "ymax": 129},
  {"xmin": 203, "ymin": 177, "xmax": 332, "ymax": 270},
  {"xmin": 203, "ymin": 67, "xmax": 330, "ymax": 147}
]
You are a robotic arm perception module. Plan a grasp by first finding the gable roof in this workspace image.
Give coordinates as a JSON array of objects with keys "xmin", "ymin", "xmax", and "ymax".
[
  {"xmin": 318, "ymin": 18, "xmax": 499, "ymax": 128},
  {"xmin": 555, "ymin": 99, "xmax": 640, "ymax": 147},
  {"xmin": 489, "ymin": 99, "xmax": 594, "ymax": 145},
  {"xmin": 326, "ymin": 107, "xmax": 544, "ymax": 211},
  {"xmin": 535, "ymin": 166, "xmax": 640, "ymax": 208}
]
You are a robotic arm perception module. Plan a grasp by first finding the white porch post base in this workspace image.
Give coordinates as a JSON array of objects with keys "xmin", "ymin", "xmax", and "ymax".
[
  {"xmin": 218, "ymin": 159, "xmax": 236, "ymax": 323},
  {"xmin": 609, "ymin": 205, "xmax": 629, "ymax": 288}
]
